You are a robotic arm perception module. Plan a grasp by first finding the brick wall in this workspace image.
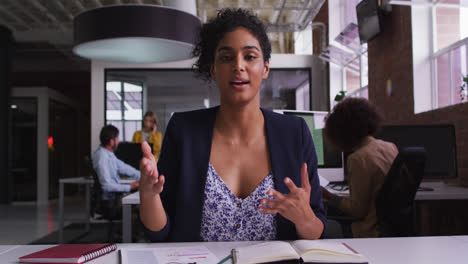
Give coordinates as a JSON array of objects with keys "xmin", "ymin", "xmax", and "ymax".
[{"xmin": 367, "ymin": 6, "xmax": 468, "ymax": 186}]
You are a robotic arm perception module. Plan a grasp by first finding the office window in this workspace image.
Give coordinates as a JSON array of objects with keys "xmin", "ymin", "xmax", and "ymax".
[
  {"xmin": 435, "ymin": 5, "xmax": 468, "ymax": 51},
  {"xmin": 410, "ymin": 1, "xmax": 468, "ymax": 112},
  {"xmin": 433, "ymin": 4, "xmax": 468, "ymax": 108},
  {"xmin": 327, "ymin": 0, "xmax": 369, "ymax": 103},
  {"xmin": 345, "ymin": 67, "xmax": 361, "ymax": 94},
  {"xmin": 106, "ymin": 81, "xmax": 143, "ymax": 142}
]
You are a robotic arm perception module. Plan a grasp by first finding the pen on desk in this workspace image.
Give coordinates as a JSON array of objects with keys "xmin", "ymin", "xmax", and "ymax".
[
  {"xmin": 342, "ymin": 242, "xmax": 359, "ymax": 254},
  {"xmin": 217, "ymin": 254, "xmax": 232, "ymax": 264}
]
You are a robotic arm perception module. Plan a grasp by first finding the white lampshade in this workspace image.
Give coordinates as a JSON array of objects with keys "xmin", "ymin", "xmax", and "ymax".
[{"xmin": 73, "ymin": 5, "xmax": 201, "ymax": 63}]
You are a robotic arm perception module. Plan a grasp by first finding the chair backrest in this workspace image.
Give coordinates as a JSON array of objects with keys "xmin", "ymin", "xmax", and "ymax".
[
  {"xmin": 376, "ymin": 147, "xmax": 426, "ymax": 237},
  {"xmin": 84, "ymin": 155, "xmax": 103, "ymax": 218},
  {"xmin": 85, "ymin": 155, "xmax": 122, "ymax": 220}
]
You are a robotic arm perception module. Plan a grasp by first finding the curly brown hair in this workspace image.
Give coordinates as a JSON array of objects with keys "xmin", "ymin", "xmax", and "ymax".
[
  {"xmin": 324, "ymin": 98, "xmax": 382, "ymax": 152},
  {"xmin": 191, "ymin": 8, "xmax": 271, "ymax": 81}
]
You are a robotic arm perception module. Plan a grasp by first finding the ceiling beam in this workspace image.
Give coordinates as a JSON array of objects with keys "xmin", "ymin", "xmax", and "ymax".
[
  {"xmin": 52, "ymin": 0, "xmax": 74, "ymax": 21},
  {"xmin": 73, "ymin": 0, "xmax": 86, "ymax": 12},
  {"xmin": 274, "ymin": 0, "xmax": 286, "ymax": 24},
  {"xmin": 0, "ymin": 5, "xmax": 31, "ymax": 30},
  {"xmin": 29, "ymin": 0, "xmax": 68, "ymax": 33},
  {"xmin": 92, "ymin": 0, "xmax": 103, "ymax": 8},
  {"xmin": 8, "ymin": 0, "xmax": 44, "ymax": 25}
]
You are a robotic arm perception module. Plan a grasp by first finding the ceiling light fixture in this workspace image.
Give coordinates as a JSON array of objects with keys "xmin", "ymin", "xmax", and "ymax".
[{"xmin": 73, "ymin": 5, "xmax": 201, "ymax": 63}]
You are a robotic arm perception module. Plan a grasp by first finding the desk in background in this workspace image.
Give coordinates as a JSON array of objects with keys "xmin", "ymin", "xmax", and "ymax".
[
  {"xmin": 123, "ymin": 182, "xmax": 468, "ymax": 243},
  {"xmin": 58, "ymin": 177, "xmax": 93, "ymax": 244},
  {"xmin": 325, "ymin": 181, "xmax": 468, "ymax": 236},
  {"xmin": 58, "ymin": 177, "xmax": 134, "ymax": 243},
  {"xmin": 122, "ymin": 191, "xmax": 139, "ymax": 243},
  {"xmin": 1, "ymin": 236, "xmax": 468, "ymax": 263},
  {"xmin": 325, "ymin": 181, "xmax": 468, "ymax": 200},
  {"xmin": 415, "ymin": 182, "xmax": 468, "ymax": 200}
]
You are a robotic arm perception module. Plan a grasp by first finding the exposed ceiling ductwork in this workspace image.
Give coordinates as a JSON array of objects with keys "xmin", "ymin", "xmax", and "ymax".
[
  {"xmin": 1, "ymin": 0, "xmax": 325, "ymax": 71},
  {"xmin": 1, "ymin": 0, "xmax": 325, "ymax": 44}
]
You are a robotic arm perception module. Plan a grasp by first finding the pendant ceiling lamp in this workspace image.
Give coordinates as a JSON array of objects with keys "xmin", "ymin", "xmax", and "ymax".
[{"xmin": 73, "ymin": 5, "xmax": 201, "ymax": 63}]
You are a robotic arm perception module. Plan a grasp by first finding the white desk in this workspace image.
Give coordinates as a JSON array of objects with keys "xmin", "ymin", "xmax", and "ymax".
[
  {"xmin": 58, "ymin": 177, "xmax": 135, "ymax": 243},
  {"xmin": 121, "ymin": 191, "xmax": 140, "ymax": 243},
  {"xmin": 123, "ymin": 182, "xmax": 468, "ymax": 243},
  {"xmin": 415, "ymin": 182, "xmax": 468, "ymax": 200},
  {"xmin": 326, "ymin": 181, "xmax": 468, "ymax": 200},
  {"xmin": 1, "ymin": 236, "xmax": 468, "ymax": 263},
  {"xmin": 58, "ymin": 177, "xmax": 94, "ymax": 243},
  {"xmin": 0, "ymin": 246, "xmax": 18, "ymax": 256}
]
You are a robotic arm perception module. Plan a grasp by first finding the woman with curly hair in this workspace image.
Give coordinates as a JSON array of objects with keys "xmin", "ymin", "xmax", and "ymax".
[
  {"xmin": 322, "ymin": 98, "xmax": 398, "ymax": 238},
  {"xmin": 139, "ymin": 8, "xmax": 326, "ymax": 242}
]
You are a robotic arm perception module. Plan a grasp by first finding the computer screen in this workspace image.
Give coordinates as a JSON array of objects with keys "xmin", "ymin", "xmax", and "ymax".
[
  {"xmin": 115, "ymin": 142, "xmax": 153, "ymax": 170},
  {"xmin": 356, "ymin": 0, "xmax": 382, "ymax": 44},
  {"xmin": 375, "ymin": 124, "xmax": 458, "ymax": 179},
  {"xmin": 277, "ymin": 110, "xmax": 344, "ymax": 182}
]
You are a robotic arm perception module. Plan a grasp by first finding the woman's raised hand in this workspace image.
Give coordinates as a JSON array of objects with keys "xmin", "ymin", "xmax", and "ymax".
[
  {"xmin": 140, "ymin": 141, "xmax": 165, "ymax": 196},
  {"xmin": 259, "ymin": 163, "xmax": 318, "ymax": 226}
]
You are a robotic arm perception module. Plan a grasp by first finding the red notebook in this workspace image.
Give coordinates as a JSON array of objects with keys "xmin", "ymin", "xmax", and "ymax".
[{"xmin": 19, "ymin": 243, "xmax": 117, "ymax": 263}]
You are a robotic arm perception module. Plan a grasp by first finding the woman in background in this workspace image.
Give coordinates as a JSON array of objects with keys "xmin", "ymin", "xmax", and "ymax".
[
  {"xmin": 132, "ymin": 111, "xmax": 162, "ymax": 162},
  {"xmin": 322, "ymin": 98, "xmax": 398, "ymax": 238}
]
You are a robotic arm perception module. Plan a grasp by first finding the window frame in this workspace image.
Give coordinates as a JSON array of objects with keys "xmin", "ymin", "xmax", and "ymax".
[
  {"xmin": 430, "ymin": 2, "xmax": 468, "ymax": 108},
  {"xmin": 432, "ymin": 36, "xmax": 468, "ymax": 108},
  {"xmin": 104, "ymin": 79, "xmax": 144, "ymax": 142}
]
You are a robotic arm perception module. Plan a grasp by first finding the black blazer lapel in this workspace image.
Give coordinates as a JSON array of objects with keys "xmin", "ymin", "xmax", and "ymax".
[
  {"xmin": 262, "ymin": 108, "xmax": 301, "ymax": 240},
  {"xmin": 184, "ymin": 106, "xmax": 218, "ymax": 241}
]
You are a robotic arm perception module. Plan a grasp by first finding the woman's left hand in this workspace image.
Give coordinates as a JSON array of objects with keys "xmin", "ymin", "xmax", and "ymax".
[{"xmin": 259, "ymin": 163, "xmax": 316, "ymax": 226}]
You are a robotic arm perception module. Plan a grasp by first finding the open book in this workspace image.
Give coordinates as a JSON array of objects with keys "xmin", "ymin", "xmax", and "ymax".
[{"xmin": 232, "ymin": 240, "xmax": 369, "ymax": 264}]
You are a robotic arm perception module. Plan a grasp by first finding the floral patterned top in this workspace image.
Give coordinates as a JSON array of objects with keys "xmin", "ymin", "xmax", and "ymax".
[{"xmin": 200, "ymin": 162, "xmax": 277, "ymax": 241}]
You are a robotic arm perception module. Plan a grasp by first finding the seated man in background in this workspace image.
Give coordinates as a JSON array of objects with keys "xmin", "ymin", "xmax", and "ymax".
[
  {"xmin": 321, "ymin": 98, "xmax": 398, "ymax": 238},
  {"xmin": 93, "ymin": 125, "xmax": 140, "ymax": 202}
]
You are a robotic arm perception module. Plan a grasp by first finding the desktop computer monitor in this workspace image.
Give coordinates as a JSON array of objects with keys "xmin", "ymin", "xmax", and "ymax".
[
  {"xmin": 375, "ymin": 124, "xmax": 457, "ymax": 179},
  {"xmin": 115, "ymin": 142, "xmax": 153, "ymax": 170},
  {"xmin": 276, "ymin": 110, "xmax": 345, "ymax": 182}
]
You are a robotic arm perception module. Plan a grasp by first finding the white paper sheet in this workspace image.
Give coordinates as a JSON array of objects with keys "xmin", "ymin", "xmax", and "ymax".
[{"xmin": 120, "ymin": 246, "xmax": 219, "ymax": 264}]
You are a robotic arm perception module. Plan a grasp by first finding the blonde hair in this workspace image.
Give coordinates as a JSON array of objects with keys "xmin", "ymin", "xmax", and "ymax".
[{"xmin": 143, "ymin": 111, "xmax": 158, "ymax": 131}]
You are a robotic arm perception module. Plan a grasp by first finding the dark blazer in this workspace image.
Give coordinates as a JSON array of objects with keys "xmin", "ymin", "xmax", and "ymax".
[{"xmin": 142, "ymin": 106, "xmax": 327, "ymax": 241}]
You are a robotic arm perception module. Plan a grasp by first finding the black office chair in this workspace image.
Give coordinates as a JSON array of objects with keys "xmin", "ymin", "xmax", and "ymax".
[
  {"xmin": 376, "ymin": 147, "xmax": 426, "ymax": 237},
  {"xmin": 85, "ymin": 156, "xmax": 122, "ymax": 242}
]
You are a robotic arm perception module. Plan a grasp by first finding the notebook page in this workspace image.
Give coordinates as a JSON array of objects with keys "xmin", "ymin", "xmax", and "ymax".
[
  {"xmin": 291, "ymin": 240, "xmax": 367, "ymax": 263},
  {"xmin": 234, "ymin": 241, "xmax": 300, "ymax": 264},
  {"xmin": 121, "ymin": 246, "xmax": 218, "ymax": 264},
  {"xmin": 120, "ymin": 249, "xmax": 158, "ymax": 264}
]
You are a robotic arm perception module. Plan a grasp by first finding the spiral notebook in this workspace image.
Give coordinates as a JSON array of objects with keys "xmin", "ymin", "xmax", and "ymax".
[{"xmin": 19, "ymin": 243, "xmax": 117, "ymax": 264}]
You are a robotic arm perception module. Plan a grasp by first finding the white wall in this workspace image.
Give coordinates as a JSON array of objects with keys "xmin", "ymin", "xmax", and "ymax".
[
  {"xmin": 91, "ymin": 54, "xmax": 323, "ymax": 151},
  {"xmin": 412, "ymin": 6, "xmax": 433, "ymax": 113}
]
